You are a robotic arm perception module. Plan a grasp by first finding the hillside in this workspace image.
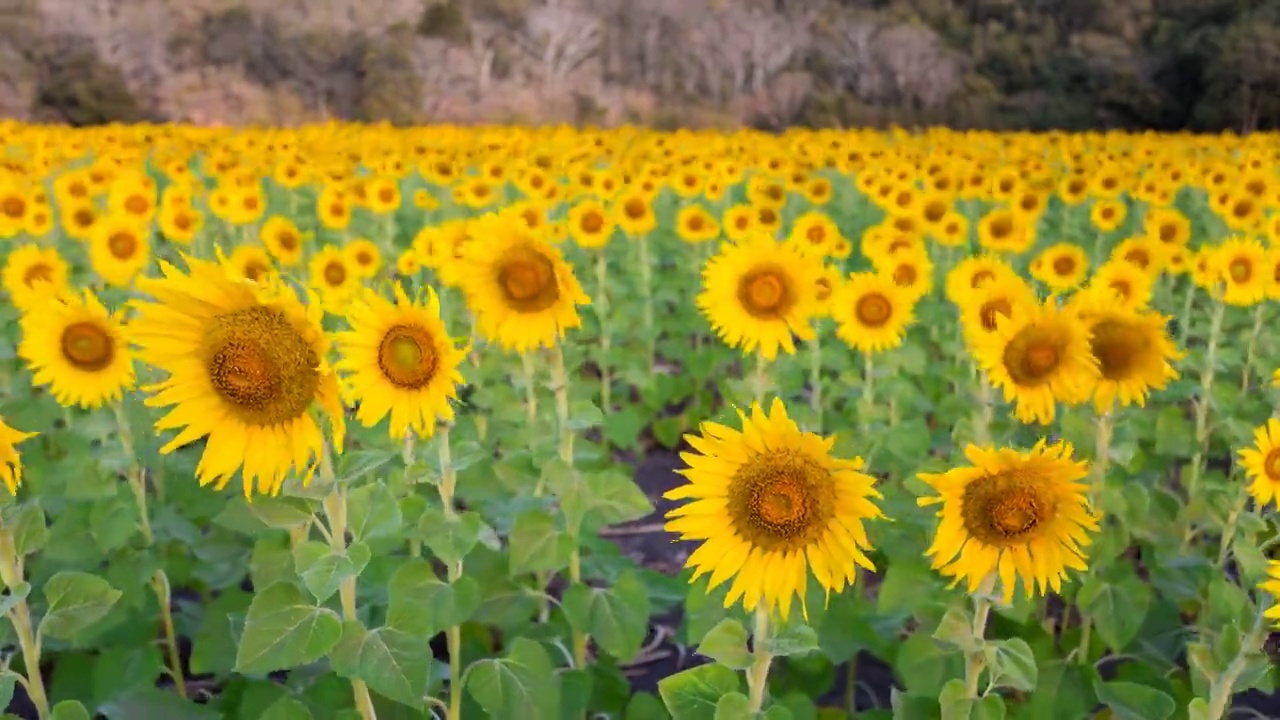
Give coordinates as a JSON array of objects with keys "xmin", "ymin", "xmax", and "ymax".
[{"xmin": 1, "ymin": 0, "xmax": 1278, "ymax": 130}]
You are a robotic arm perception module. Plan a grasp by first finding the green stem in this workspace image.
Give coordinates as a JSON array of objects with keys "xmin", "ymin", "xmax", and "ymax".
[
  {"xmin": 1183, "ymin": 295, "xmax": 1226, "ymax": 550},
  {"xmin": 637, "ymin": 233, "xmax": 655, "ymax": 372},
  {"xmin": 113, "ymin": 402, "xmax": 185, "ymax": 698},
  {"xmin": 974, "ymin": 371, "xmax": 994, "ymax": 448},
  {"xmin": 1091, "ymin": 411, "xmax": 1113, "ymax": 507},
  {"xmin": 746, "ymin": 606, "xmax": 774, "ymax": 713},
  {"xmin": 321, "ymin": 449, "xmax": 378, "ymax": 720},
  {"xmin": 809, "ymin": 325, "xmax": 823, "ymax": 431},
  {"xmin": 403, "ymin": 430, "xmax": 420, "ymax": 558},
  {"xmin": 753, "ymin": 352, "xmax": 770, "ymax": 406},
  {"xmin": 595, "ymin": 249, "xmax": 612, "ymax": 413},
  {"xmin": 1178, "ymin": 280, "xmax": 1196, "ymax": 349},
  {"xmin": 1241, "ymin": 303, "xmax": 1266, "ymax": 393},
  {"xmin": 964, "ymin": 575, "xmax": 996, "ymax": 699},
  {"xmin": 437, "ymin": 425, "xmax": 464, "ymax": 720},
  {"xmin": 0, "ymin": 530, "xmax": 48, "ymax": 719},
  {"xmin": 1203, "ymin": 600, "xmax": 1269, "ymax": 720},
  {"xmin": 521, "ymin": 352, "xmax": 539, "ymax": 428},
  {"xmin": 550, "ymin": 344, "xmax": 587, "ymax": 668},
  {"xmin": 1216, "ymin": 485, "xmax": 1250, "ymax": 567}
]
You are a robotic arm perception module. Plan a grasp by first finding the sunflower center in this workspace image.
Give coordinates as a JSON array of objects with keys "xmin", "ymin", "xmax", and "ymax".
[
  {"xmin": 324, "ymin": 261, "xmax": 347, "ymax": 286},
  {"xmin": 1158, "ymin": 223, "xmax": 1176, "ymax": 243},
  {"xmin": 806, "ymin": 226, "xmax": 826, "ymax": 244},
  {"xmin": 497, "ymin": 245, "xmax": 561, "ymax": 312},
  {"xmin": 1052, "ymin": 256, "xmax": 1076, "ymax": 276},
  {"xmin": 22, "ymin": 263, "xmax": 53, "ymax": 288},
  {"xmin": 203, "ymin": 306, "xmax": 320, "ymax": 426},
  {"xmin": 174, "ymin": 213, "xmax": 192, "ymax": 231},
  {"xmin": 727, "ymin": 450, "xmax": 835, "ymax": 552},
  {"xmin": 737, "ymin": 268, "xmax": 791, "ymax": 318},
  {"xmin": 2, "ymin": 197, "xmax": 25, "ymax": 218},
  {"xmin": 377, "ymin": 324, "xmax": 440, "ymax": 389},
  {"xmin": 814, "ymin": 277, "xmax": 833, "ymax": 302},
  {"xmin": 892, "ymin": 263, "xmax": 917, "ymax": 287},
  {"xmin": 961, "ymin": 470, "xmax": 1056, "ymax": 546},
  {"xmin": 73, "ymin": 209, "xmax": 94, "ymax": 228},
  {"xmin": 278, "ymin": 231, "xmax": 299, "ymax": 251},
  {"xmin": 624, "ymin": 199, "xmax": 645, "ymax": 219},
  {"xmin": 1124, "ymin": 249, "xmax": 1150, "ymax": 269},
  {"xmin": 1002, "ymin": 327, "xmax": 1064, "ymax": 385},
  {"xmin": 356, "ymin": 251, "xmax": 372, "ymax": 267},
  {"xmin": 970, "ymin": 270, "xmax": 995, "ymax": 289},
  {"xmin": 125, "ymin": 195, "xmax": 149, "ymax": 215},
  {"xmin": 581, "ymin": 211, "xmax": 604, "ymax": 234},
  {"xmin": 1090, "ymin": 318, "xmax": 1145, "ymax": 380},
  {"xmin": 244, "ymin": 261, "xmax": 270, "ymax": 281},
  {"xmin": 1229, "ymin": 258, "xmax": 1252, "ymax": 283},
  {"xmin": 980, "ymin": 298, "xmax": 1013, "ymax": 332},
  {"xmin": 855, "ymin": 293, "xmax": 892, "ymax": 327},
  {"xmin": 60, "ymin": 321, "xmax": 114, "ymax": 372},
  {"xmin": 1265, "ymin": 448, "xmax": 1280, "ymax": 482},
  {"xmin": 108, "ymin": 231, "xmax": 138, "ymax": 259}
]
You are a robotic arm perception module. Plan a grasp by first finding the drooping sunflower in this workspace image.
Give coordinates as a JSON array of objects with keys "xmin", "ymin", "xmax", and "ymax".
[
  {"xmin": 18, "ymin": 288, "xmax": 135, "ymax": 409},
  {"xmin": 2, "ymin": 244, "xmax": 70, "ymax": 312},
  {"xmin": 0, "ymin": 416, "xmax": 36, "ymax": 495},
  {"xmin": 917, "ymin": 440, "xmax": 1099, "ymax": 603},
  {"xmin": 973, "ymin": 297, "xmax": 1099, "ymax": 425},
  {"xmin": 697, "ymin": 233, "xmax": 823, "ymax": 361},
  {"xmin": 830, "ymin": 272, "xmax": 916, "ymax": 354},
  {"xmin": 128, "ymin": 254, "xmax": 345, "ymax": 497},
  {"xmin": 1214, "ymin": 236, "xmax": 1269, "ymax": 307},
  {"xmin": 958, "ymin": 274, "xmax": 1038, "ymax": 350},
  {"xmin": 1240, "ymin": 419, "xmax": 1280, "ymax": 510},
  {"xmin": 458, "ymin": 214, "xmax": 590, "ymax": 353},
  {"xmin": 228, "ymin": 245, "xmax": 276, "ymax": 284},
  {"xmin": 334, "ymin": 283, "xmax": 467, "ymax": 440},
  {"xmin": 1069, "ymin": 288, "xmax": 1181, "ymax": 413},
  {"xmin": 664, "ymin": 398, "xmax": 883, "ymax": 619},
  {"xmin": 946, "ymin": 254, "xmax": 1017, "ymax": 305},
  {"xmin": 89, "ymin": 215, "xmax": 151, "ymax": 287}
]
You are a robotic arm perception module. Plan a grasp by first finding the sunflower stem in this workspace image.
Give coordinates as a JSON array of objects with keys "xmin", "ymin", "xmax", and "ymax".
[
  {"xmin": 974, "ymin": 373, "xmax": 994, "ymax": 448},
  {"xmin": 113, "ymin": 401, "xmax": 186, "ymax": 698},
  {"xmin": 1091, "ymin": 411, "xmax": 1113, "ymax": 507},
  {"xmin": 403, "ymin": 430, "xmax": 421, "ymax": 558},
  {"xmin": 809, "ymin": 324, "xmax": 823, "ymax": 431},
  {"xmin": 1183, "ymin": 295, "xmax": 1226, "ymax": 550},
  {"xmin": 594, "ymin": 249, "xmax": 612, "ymax": 412},
  {"xmin": 437, "ymin": 424, "xmax": 465, "ymax": 720},
  {"xmin": 0, "ymin": 528, "xmax": 49, "ymax": 720},
  {"xmin": 746, "ymin": 606, "xmax": 774, "ymax": 713},
  {"xmin": 753, "ymin": 351, "xmax": 771, "ymax": 405},
  {"xmin": 521, "ymin": 352, "xmax": 540, "ymax": 429},
  {"xmin": 320, "ymin": 452, "xmax": 379, "ymax": 720},
  {"xmin": 963, "ymin": 574, "xmax": 996, "ymax": 699},
  {"xmin": 1215, "ymin": 483, "xmax": 1250, "ymax": 567},
  {"xmin": 637, "ymin": 233, "xmax": 656, "ymax": 374},
  {"xmin": 550, "ymin": 343, "xmax": 588, "ymax": 668},
  {"xmin": 1203, "ymin": 597, "xmax": 1269, "ymax": 720},
  {"xmin": 1241, "ymin": 303, "xmax": 1266, "ymax": 393},
  {"xmin": 1177, "ymin": 279, "xmax": 1196, "ymax": 349}
]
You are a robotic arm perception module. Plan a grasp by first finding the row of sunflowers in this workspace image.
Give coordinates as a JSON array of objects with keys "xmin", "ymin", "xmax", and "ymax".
[{"xmin": 0, "ymin": 121, "xmax": 1276, "ymax": 720}]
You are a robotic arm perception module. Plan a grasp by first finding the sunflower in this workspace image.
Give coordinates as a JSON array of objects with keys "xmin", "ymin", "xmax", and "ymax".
[
  {"xmin": 664, "ymin": 398, "xmax": 883, "ymax": 619},
  {"xmin": 1087, "ymin": 261, "xmax": 1153, "ymax": 312},
  {"xmin": 959, "ymin": 274, "xmax": 1038, "ymax": 349},
  {"xmin": 128, "ymin": 254, "xmax": 345, "ymax": 497},
  {"xmin": 2, "ymin": 244, "xmax": 70, "ymax": 312},
  {"xmin": 1090, "ymin": 199, "xmax": 1126, "ymax": 233},
  {"xmin": 261, "ymin": 216, "xmax": 305, "ymax": 267},
  {"xmin": 158, "ymin": 204, "xmax": 203, "ymax": 245},
  {"xmin": 1031, "ymin": 243, "xmax": 1089, "ymax": 291},
  {"xmin": 335, "ymin": 284, "xmax": 467, "ymax": 439},
  {"xmin": 1261, "ymin": 561, "xmax": 1280, "ymax": 625},
  {"xmin": 973, "ymin": 297, "xmax": 1099, "ymax": 425},
  {"xmin": 1069, "ymin": 289, "xmax": 1181, "ymax": 413},
  {"xmin": 722, "ymin": 205, "xmax": 756, "ymax": 243},
  {"xmin": 396, "ymin": 249, "xmax": 422, "ymax": 278},
  {"xmin": 458, "ymin": 214, "xmax": 590, "ymax": 353},
  {"xmin": 946, "ymin": 255, "xmax": 1017, "ymax": 305},
  {"xmin": 567, "ymin": 199, "xmax": 614, "ymax": 249},
  {"xmin": 1214, "ymin": 236, "xmax": 1269, "ymax": 307},
  {"xmin": 675, "ymin": 204, "xmax": 721, "ymax": 244},
  {"xmin": 228, "ymin": 245, "xmax": 276, "ymax": 284},
  {"xmin": 18, "ymin": 288, "xmax": 134, "ymax": 409},
  {"xmin": 917, "ymin": 440, "xmax": 1098, "ymax": 603},
  {"xmin": 933, "ymin": 212, "xmax": 969, "ymax": 248},
  {"xmin": 344, "ymin": 238, "xmax": 383, "ymax": 279},
  {"xmin": 309, "ymin": 245, "xmax": 361, "ymax": 311},
  {"xmin": 0, "ymin": 416, "xmax": 35, "ymax": 495},
  {"xmin": 830, "ymin": 272, "xmax": 916, "ymax": 354},
  {"xmin": 787, "ymin": 212, "xmax": 841, "ymax": 257},
  {"xmin": 697, "ymin": 233, "xmax": 823, "ymax": 361},
  {"xmin": 1111, "ymin": 237, "xmax": 1164, "ymax": 276},
  {"xmin": 1144, "ymin": 208, "xmax": 1190, "ymax": 249},
  {"xmin": 874, "ymin": 248, "xmax": 934, "ymax": 301},
  {"xmin": 1266, "ymin": 248, "xmax": 1280, "ymax": 301},
  {"xmin": 1240, "ymin": 419, "xmax": 1280, "ymax": 510},
  {"xmin": 614, "ymin": 191, "xmax": 656, "ymax": 237},
  {"xmin": 89, "ymin": 215, "xmax": 151, "ymax": 287}
]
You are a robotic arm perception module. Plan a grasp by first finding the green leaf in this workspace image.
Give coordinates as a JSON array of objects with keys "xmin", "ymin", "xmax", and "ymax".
[
  {"xmin": 189, "ymin": 588, "xmax": 251, "ymax": 676},
  {"xmin": 1092, "ymin": 680, "xmax": 1174, "ymax": 720},
  {"xmin": 5, "ymin": 502, "xmax": 47, "ymax": 557},
  {"xmin": 386, "ymin": 559, "xmax": 480, "ymax": 636},
  {"xmin": 247, "ymin": 496, "xmax": 316, "ymax": 529},
  {"xmin": 38, "ymin": 571, "xmax": 122, "ymax": 640},
  {"xmin": 658, "ymin": 664, "xmax": 741, "ymax": 720},
  {"xmin": 259, "ymin": 697, "xmax": 314, "ymax": 720},
  {"xmin": 938, "ymin": 678, "xmax": 971, "ymax": 720},
  {"xmin": 0, "ymin": 582, "xmax": 30, "ymax": 617},
  {"xmin": 983, "ymin": 638, "xmax": 1036, "ymax": 692},
  {"xmin": 714, "ymin": 693, "xmax": 752, "ymax": 720},
  {"xmin": 91, "ymin": 646, "xmax": 163, "ymax": 705},
  {"xmin": 418, "ymin": 508, "xmax": 483, "ymax": 566},
  {"xmin": 1153, "ymin": 406, "xmax": 1195, "ymax": 457},
  {"xmin": 466, "ymin": 638, "xmax": 558, "ymax": 720},
  {"xmin": 0, "ymin": 672, "xmax": 16, "ymax": 711},
  {"xmin": 49, "ymin": 701, "xmax": 90, "ymax": 720},
  {"xmin": 337, "ymin": 448, "xmax": 399, "ymax": 485},
  {"xmin": 561, "ymin": 571, "xmax": 651, "ymax": 662},
  {"xmin": 972, "ymin": 694, "xmax": 1005, "ymax": 720},
  {"xmin": 695, "ymin": 618, "xmax": 752, "ymax": 670},
  {"xmin": 558, "ymin": 668, "xmax": 594, "ymax": 720},
  {"xmin": 625, "ymin": 692, "xmax": 669, "ymax": 720},
  {"xmin": 1078, "ymin": 569, "xmax": 1151, "ymax": 651},
  {"xmin": 933, "ymin": 608, "xmax": 979, "ymax": 653},
  {"xmin": 581, "ymin": 468, "xmax": 654, "ymax": 528},
  {"xmin": 98, "ymin": 688, "xmax": 223, "ymax": 720},
  {"xmin": 233, "ymin": 582, "xmax": 343, "ymax": 674},
  {"xmin": 568, "ymin": 399, "xmax": 604, "ymax": 430},
  {"xmin": 346, "ymin": 483, "xmax": 403, "ymax": 540},
  {"xmin": 508, "ymin": 508, "xmax": 573, "ymax": 575},
  {"xmin": 761, "ymin": 622, "xmax": 819, "ymax": 657},
  {"xmin": 603, "ymin": 405, "xmax": 645, "ymax": 450},
  {"xmin": 292, "ymin": 540, "xmax": 372, "ymax": 604},
  {"xmin": 331, "ymin": 621, "xmax": 433, "ymax": 710}
]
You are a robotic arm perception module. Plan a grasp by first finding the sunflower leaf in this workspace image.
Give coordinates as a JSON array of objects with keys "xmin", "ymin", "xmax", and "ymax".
[
  {"xmin": 658, "ymin": 664, "xmax": 742, "ymax": 720},
  {"xmin": 695, "ymin": 618, "xmax": 752, "ymax": 670},
  {"xmin": 1078, "ymin": 569, "xmax": 1151, "ymax": 652},
  {"xmin": 983, "ymin": 637, "xmax": 1037, "ymax": 692},
  {"xmin": 258, "ymin": 697, "xmax": 314, "ymax": 720},
  {"xmin": 330, "ymin": 620, "xmax": 433, "ymax": 710},
  {"xmin": 713, "ymin": 693, "xmax": 751, "ymax": 720},
  {"xmin": 233, "ymin": 581, "xmax": 342, "ymax": 674},
  {"xmin": 418, "ymin": 508, "xmax": 483, "ymax": 566},
  {"xmin": 292, "ymin": 540, "xmax": 371, "ymax": 604},
  {"xmin": 38, "ymin": 571, "xmax": 122, "ymax": 640},
  {"xmin": 760, "ymin": 621, "xmax": 818, "ymax": 657},
  {"xmin": 932, "ymin": 607, "xmax": 979, "ymax": 653},
  {"xmin": 466, "ymin": 638, "xmax": 559, "ymax": 720},
  {"xmin": 1092, "ymin": 680, "xmax": 1174, "ymax": 720},
  {"xmin": 508, "ymin": 507, "xmax": 573, "ymax": 575},
  {"xmin": 561, "ymin": 571, "xmax": 650, "ymax": 662}
]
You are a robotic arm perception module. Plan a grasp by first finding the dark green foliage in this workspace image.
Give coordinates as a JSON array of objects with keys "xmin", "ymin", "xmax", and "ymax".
[
  {"xmin": 418, "ymin": 0, "xmax": 471, "ymax": 43},
  {"xmin": 31, "ymin": 38, "xmax": 151, "ymax": 126},
  {"xmin": 354, "ymin": 27, "xmax": 424, "ymax": 125}
]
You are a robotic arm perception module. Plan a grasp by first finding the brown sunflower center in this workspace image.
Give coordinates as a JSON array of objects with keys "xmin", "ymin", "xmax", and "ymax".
[
  {"xmin": 2, "ymin": 197, "xmax": 26, "ymax": 218},
  {"xmin": 1265, "ymin": 448, "xmax": 1280, "ymax": 482},
  {"xmin": 1158, "ymin": 223, "xmax": 1177, "ymax": 243},
  {"xmin": 173, "ymin": 213, "xmax": 193, "ymax": 231},
  {"xmin": 980, "ymin": 298, "xmax": 1013, "ymax": 332},
  {"xmin": 624, "ymin": 199, "xmax": 646, "ymax": 219},
  {"xmin": 961, "ymin": 470, "xmax": 1057, "ymax": 545},
  {"xmin": 324, "ymin": 261, "xmax": 347, "ymax": 286},
  {"xmin": 814, "ymin": 277, "xmax": 833, "ymax": 302},
  {"xmin": 278, "ymin": 231, "xmax": 299, "ymax": 251},
  {"xmin": 924, "ymin": 201, "xmax": 947, "ymax": 222},
  {"xmin": 355, "ymin": 250, "xmax": 373, "ymax": 267},
  {"xmin": 377, "ymin": 324, "xmax": 440, "ymax": 389},
  {"xmin": 990, "ymin": 216, "xmax": 1012, "ymax": 239},
  {"xmin": 1229, "ymin": 258, "xmax": 1253, "ymax": 284},
  {"xmin": 726, "ymin": 450, "xmax": 835, "ymax": 552},
  {"xmin": 1108, "ymin": 279, "xmax": 1132, "ymax": 301},
  {"xmin": 1002, "ymin": 325, "xmax": 1065, "ymax": 385},
  {"xmin": 244, "ymin": 261, "xmax": 270, "ymax": 282},
  {"xmin": 737, "ymin": 268, "xmax": 791, "ymax": 318},
  {"xmin": 60, "ymin": 321, "xmax": 114, "ymax": 372},
  {"xmin": 124, "ymin": 195, "xmax": 149, "ymax": 216},
  {"xmin": 23, "ymin": 263, "xmax": 53, "ymax": 288},
  {"xmin": 108, "ymin": 231, "xmax": 139, "ymax": 259},
  {"xmin": 1124, "ymin": 249, "xmax": 1151, "ymax": 269},
  {"xmin": 203, "ymin": 306, "xmax": 320, "ymax": 426},
  {"xmin": 1099, "ymin": 207, "xmax": 1115, "ymax": 221},
  {"xmin": 806, "ymin": 225, "xmax": 826, "ymax": 244},
  {"xmin": 497, "ymin": 245, "xmax": 561, "ymax": 312},
  {"xmin": 971, "ymin": 270, "xmax": 995, "ymax": 289},
  {"xmin": 892, "ymin": 263, "xmax": 917, "ymax": 287},
  {"xmin": 1089, "ymin": 318, "xmax": 1147, "ymax": 380},
  {"xmin": 855, "ymin": 293, "xmax": 892, "ymax": 327},
  {"xmin": 379, "ymin": 188, "xmax": 395, "ymax": 204},
  {"xmin": 580, "ymin": 211, "xmax": 604, "ymax": 234},
  {"xmin": 73, "ymin": 208, "xmax": 94, "ymax": 228}
]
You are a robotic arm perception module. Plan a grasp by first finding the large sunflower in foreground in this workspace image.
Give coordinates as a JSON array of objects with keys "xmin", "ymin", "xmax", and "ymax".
[
  {"xmin": 1068, "ymin": 288, "xmax": 1181, "ymax": 413},
  {"xmin": 129, "ymin": 255, "xmax": 345, "ymax": 497},
  {"xmin": 973, "ymin": 297, "xmax": 1099, "ymax": 425},
  {"xmin": 2, "ymin": 244, "xmax": 69, "ymax": 311},
  {"xmin": 1240, "ymin": 419, "xmax": 1280, "ymax": 510},
  {"xmin": 697, "ymin": 233, "xmax": 823, "ymax": 360},
  {"xmin": 459, "ymin": 214, "xmax": 589, "ymax": 353},
  {"xmin": 830, "ymin": 272, "xmax": 915, "ymax": 354},
  {"xmin": 918, "ymin": 440, "xmax": 1098, "ymax": 603},
  {"xmin": 0, "ymin": 416, "xmax": 35, "ymax": 495},
  {"xmin": 335, "ymin": 283, "xmax": 467, "ymax": 439},
  {"xmin": 18, "ymin": 289, "xmax": 135, "ymax": 409},
  {"xmin": 664, "ymin": 398, "xmax": 883, "ymax": 619}
]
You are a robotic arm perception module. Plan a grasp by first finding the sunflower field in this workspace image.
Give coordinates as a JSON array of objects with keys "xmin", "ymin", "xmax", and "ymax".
[{"xmin": 0, "ymin": 122, "xmax": 1278, "ymax": 720}]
